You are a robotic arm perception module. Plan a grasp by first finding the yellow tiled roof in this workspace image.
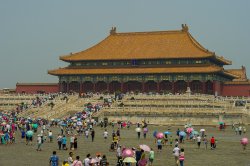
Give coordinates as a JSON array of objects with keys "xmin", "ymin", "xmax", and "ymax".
[
  {"xmin": 60, "ymin": 26, "xmax": 230, "ymax": 63},
  {"xmin": 48, "ymin": 66, "xmax": 223, "ymax": 76},
  {"xmin": 226, "ymin": 66, "xmax": 247, "ymax": 81}
]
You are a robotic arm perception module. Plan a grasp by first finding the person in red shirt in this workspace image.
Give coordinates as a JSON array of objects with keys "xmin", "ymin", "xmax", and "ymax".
[{"xmin": 210, "ymin": 136, "xmax": 215, "ymax": 149}]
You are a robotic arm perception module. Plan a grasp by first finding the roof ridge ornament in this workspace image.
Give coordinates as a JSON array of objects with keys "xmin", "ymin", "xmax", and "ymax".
[
  {"xmin": 181, "ymin": 24, "xmax": 189, "ymax": 32},
  {"xmin": 110, "ymin": 27, "xmax": 117, "ymax": 35}
]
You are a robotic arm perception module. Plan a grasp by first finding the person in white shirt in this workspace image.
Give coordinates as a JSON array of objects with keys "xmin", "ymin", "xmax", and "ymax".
[
  {"xmin": 68, "ymin": 152, "xmax": 73, "ymax": 165},
  {"xmin": 84, "ymin": 154, "xmax": 91, "ymax": 166},
  {"xmin": 173, "ymin": 145, "xmax": 180, "ymax": 166},
  {"xmin": 85, "ymin": 129, "xmax": 89, "ymax": 139},
  {"xmin": 197, "ymin": 135, "xmax": 201, "ymax": 149},
  {"xmin": 48, "ymin": 130, "xmax": 53, "ymax": 142},
  {"xmin": 36, "ymin": 135, "xmax": 42, "ymax": 151},
  {"xmin": 42, "ymin": 125, "xmax": 46, "ymax": 133},
  {"xmin": 116, "ymin": 145, "xmax": 122, "ymax": 158},
  {"xmin": 103, "ymin": 129, "xmax": 108, "ymax": 141},
  {"xmin": 70, "ymin": 135, "xmax": 75, "ymax": 150}
]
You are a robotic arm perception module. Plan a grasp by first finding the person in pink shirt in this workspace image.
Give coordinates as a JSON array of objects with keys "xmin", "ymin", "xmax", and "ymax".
[
  {"xmin": 72, "ymin": 156, "xmax": 83, "ymax": 166},
  {"xmin": 11, "ymin": 123, "xmax": 16, "ymax": 132}
]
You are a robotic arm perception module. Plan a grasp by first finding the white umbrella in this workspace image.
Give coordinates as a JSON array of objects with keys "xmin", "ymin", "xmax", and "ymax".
[
  {"xmin": 71, "ymin": 116, "xmax": 77, "ymax": 120},
  {"xmin": 135, "ymin": 128, "xmax": 141, "ymax": 132},
  {"xmin": 200, "ymin": 129, "xmax": 206, "ymax": 132},
  {"xmin": 139, "ymin": 144, "xmax": 151, "ymax": 152},
  {"xmin": 77, "ymin": 121, "xmax": 83, "ymax": 126}
]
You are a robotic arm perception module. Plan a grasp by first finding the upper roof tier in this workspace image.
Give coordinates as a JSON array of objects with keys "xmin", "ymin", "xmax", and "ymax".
[{"xmin": 60, "ymin": 25, "xmax": 231, "ymax": 65}]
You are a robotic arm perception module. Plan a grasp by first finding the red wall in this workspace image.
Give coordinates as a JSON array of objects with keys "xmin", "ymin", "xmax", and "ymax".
[
  {"xmin": 213, "ymin": 81, "xmax": 222, "ymax": 96},
  {"xmin": 222, "ymin": 84, "xmax": 250, "ymax": 96},
  {"xmin": 16, "ymin": 84, "xmax": 59, "ymax": 94}
]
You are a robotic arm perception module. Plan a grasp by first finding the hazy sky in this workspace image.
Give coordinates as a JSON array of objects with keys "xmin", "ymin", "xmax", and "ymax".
[{"xmin": 0, "ymin": 0, "xmax": 250, "ymax": 88}]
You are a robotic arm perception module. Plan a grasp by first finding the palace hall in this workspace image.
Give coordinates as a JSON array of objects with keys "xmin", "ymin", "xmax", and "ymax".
[{"xmin": 47, "ymin": 25, "xmax": 250, "ymax": 96}]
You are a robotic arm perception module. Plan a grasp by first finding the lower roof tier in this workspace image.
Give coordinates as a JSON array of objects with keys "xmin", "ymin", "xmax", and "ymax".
[{"xmin": 48, "ymin": 66, "xmax": 238, "ymax": 79}]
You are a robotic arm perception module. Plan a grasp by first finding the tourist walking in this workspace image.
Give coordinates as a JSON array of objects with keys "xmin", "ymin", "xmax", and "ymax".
[
  {"xmin": 117, "ymin": 145, "xmax": 122, "ymax": 159},
  {"xmin": 62, "ymin": 160, "xmax": 70, "ymax": 166},
  {"xmin": 85, "ymin": 129, "xmax": 89, "ymax": 139},
  {"xmin": 70, "ymin": 135, "xmax": 74, "ymax": 150},
  {"xmin": 179, "ymin": 148, "xmax": 185, "ymax": 166},
  {"xmin": 103, "ymin": 129, "xmax": 108, "ymax": 141},
  {"xmin": 91, "ymin": 129, "xmax": 95, "ymax": 142},
  {"xmin": 36, "ymin": 134, "xmax": 42, "ymax": 151},
  {"xmin": 203, "ymin": 135, "xmax": 208, "ymax": 149},
  {"xmin": 84, "ymin": 154, "xmax": 91, "ymax": 166},
  {"xmin": 148, "ymin": 148, "xmax": 154, "ymax": 166},
  {"xmin": 210, "ymin": 136, "xmax": 216, "ymax": 149},
  {"xmin": 235, "ymin": 127, "xmax": 239, "ymax": 135},
  {"xmin": 62, "ymin": 135, "xmax": 67, "ymax": 150},
  {"xmin": 68, "ymin": 152, "xmax": 73, "ymax": 165},
  {"xmin": 197, "ymin": 135, "xmax": 201, "ymax": 149},
  {"xmin": 48, "ymin": 130, "xmax": 53, "ymax": 142},
  {"xmin": 239, "ymin": 126, "xmax": 242, "ymax": 135},
  {"xmin": 156, "ymin": 139, "xmax": 163, "ymax": 153},
  {"xmin": 137, "ymin": 130, "xmax": 141, "ymax": 139},
  {"xmin": 74, "ymin": 135, "xmax": 78, "ymax": 150},
  {"xmin": 135, "ymin": 148, "xmax": 143, "ymax": 166},
  {"xmin": 72, "ymin": 156, "xmax": 83, "ymax": 166},
  {"xmin": 49, "ymin": 151, "xmax": 59, "ymax": 166},
  {"xmin": 57, "ymin": 134, "xmax": 62, "ymax": 150},
  {"xmin": 138, "ymin": 153, "xmax": 148, "ymax": 166},
  {"xmin": 172, "ymin": 145, "xmax": 180, "ymax": 166},
  {"xmin": 100, "ymin": 155, "xmax": 109, "ymax": 166}
]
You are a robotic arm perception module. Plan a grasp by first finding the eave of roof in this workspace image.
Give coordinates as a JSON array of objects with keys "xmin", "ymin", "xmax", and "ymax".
[
  {"xmin": 16, "ymin": 83, "xmax": 58, "ymax": 86},
  {"xmin": 48, "ymin": 66, "xmax": 223, "ymax": 76},
  {"xmin": 224, "ymin": 81, "xmax": 250, "ymax": 85}
]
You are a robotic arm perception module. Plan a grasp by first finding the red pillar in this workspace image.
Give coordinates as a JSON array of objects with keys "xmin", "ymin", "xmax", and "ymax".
[
  {"xmin": 213, "ymin": 80, "xmax": 221, "ymax": 96},
  {"xmin": 80, "ymin": 82, "xmax": 83, "ymax": 93},
  {"xmin": 187, "ymin": 81, "xmax": 190, "ymax": 88},
  {"xmin": 202, "ymin": 81, "xmax": 206, "ymax": 94},
  {"xmin": 58, "ymin": 82, "xmax": 61, "ymax": 92},
  {"xmin": 107, "ymin": 82, "xmax": 109, "ymax": 92},
  {"xmin": 121, "ymin": 82, "xmax": 124, "ymax": 93},
  {"xmin": 142, "ymin": 82, "xmax": 145, "ymax": 92},
  {"xmin": 66, "ymin": 82, "xmax": 69, "ymax": 93},
  {"xmin": 172, "ymin": 81, "xmax": 175, "ymax": 94},
  {"xmin": 93, "ymin": 82, "xmax": 96, "ymax": 93},
  {"xmin": 157, "ymin": 82, "xmax": 160, "ymax": 92}
]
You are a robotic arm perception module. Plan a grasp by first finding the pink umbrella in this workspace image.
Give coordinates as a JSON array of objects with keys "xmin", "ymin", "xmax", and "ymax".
[
  {"xmin": 139, "ymin": 144, "xmax": 150, "ymax": 152},
  {"xmin": 122, "ymin": 122, "xmax": 127, "ymax": 127},
  {"xmin": 186, "ymin": 128, "xmax": 193, "ymax": 133},
  {"xmin": 122, "ymin": 148, "xmax": 134, "ymax": 157},
  {"xmin": 156, "ymin": 132, "xmax": 164, "ymax": 139},
  {"xmin": 241, "ymin": 138, "xmax": 248, "ymax": 145}
]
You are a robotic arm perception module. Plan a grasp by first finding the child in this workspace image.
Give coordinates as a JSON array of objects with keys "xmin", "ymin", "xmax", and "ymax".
[
  {"xmin": 203, "ymin": 135, "xmax": 208, "ymax": 149},
  {"xmin": 179, "ymin": 148, "xmax": 185, "ymax": 166}
]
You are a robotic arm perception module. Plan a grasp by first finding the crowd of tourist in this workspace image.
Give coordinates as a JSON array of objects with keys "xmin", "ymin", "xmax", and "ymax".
[{"xmin": 0, "ymin": 93, "xmax": 249, "ymax": 166}]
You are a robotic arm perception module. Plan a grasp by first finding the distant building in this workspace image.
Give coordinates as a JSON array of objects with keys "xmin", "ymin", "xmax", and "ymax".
[
  {"xmin": 15, "ymin": 83, "xmax": 59, "ymax": 94},
  {"xmin": 0, "ymin": 88, "xmax": 16, "ymax": 94}
]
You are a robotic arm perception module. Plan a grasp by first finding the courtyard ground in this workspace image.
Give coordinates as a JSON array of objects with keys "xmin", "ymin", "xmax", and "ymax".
[{"xmin": 0, "ymin": 125, "xmax": 249, "ymax": 166}]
